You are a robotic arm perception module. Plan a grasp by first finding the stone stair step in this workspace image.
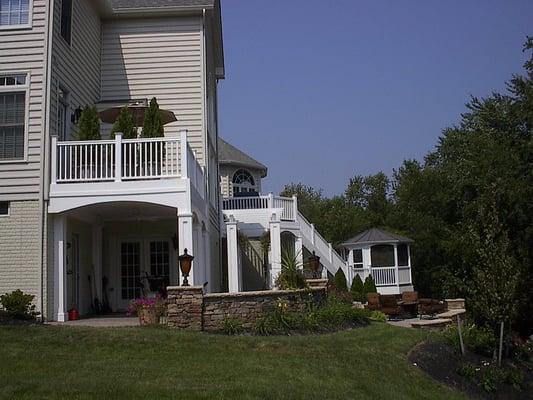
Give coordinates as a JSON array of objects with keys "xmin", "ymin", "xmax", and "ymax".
[
  {"xmin": 436, "ymin": 309, "xmax": 466, "ymax": 319},
  {"xmin": 411, "ymin": 318, "xmax": 453, "ymax": 329}
]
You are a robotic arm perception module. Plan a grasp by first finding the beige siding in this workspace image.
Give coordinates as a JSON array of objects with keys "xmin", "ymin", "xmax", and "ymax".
[
  {"xmin": 100, "ymin": 16, "xmax": 205, "ymax": 162},
  {"xmin": 0, "ymin": 0, "xmax": 48, "ymax": 200},
  {"xmin": 49, "ymin": 0, "xmax": 101, "ymax": 139},
  {"xmin": 0, "ymin": 201, "xmax": 42, "ymax": 310}
]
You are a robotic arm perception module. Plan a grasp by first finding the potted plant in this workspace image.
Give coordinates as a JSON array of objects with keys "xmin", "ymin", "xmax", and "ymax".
[{"xmin": 127, "ymin": 296, "xmax": 165, "ymax": 326}]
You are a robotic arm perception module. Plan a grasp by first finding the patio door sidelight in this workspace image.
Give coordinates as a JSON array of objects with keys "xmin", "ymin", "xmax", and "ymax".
[
  {"xmin": 120, "ymin": 241, "xmax": 142, "ymax": 301},
  {"xmin": 149, "ymin": 241, "xmax": 171, "ymax": 290}
]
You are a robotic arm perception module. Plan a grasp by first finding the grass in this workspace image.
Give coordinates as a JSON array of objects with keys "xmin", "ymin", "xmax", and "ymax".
[{"xmin": 0, "ymin": 322, "xmax": 467, "ymax": 400}]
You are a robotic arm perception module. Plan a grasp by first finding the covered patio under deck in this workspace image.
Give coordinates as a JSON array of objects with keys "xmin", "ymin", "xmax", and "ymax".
[{"xmin": 49, "ymin": 201, "xmax": 211, "ymax": 322}]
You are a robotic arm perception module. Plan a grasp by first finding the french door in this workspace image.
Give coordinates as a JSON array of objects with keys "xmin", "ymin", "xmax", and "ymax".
[{"xmin": 117, "ymin": 238, "xmax": 172, "ymax": 310}]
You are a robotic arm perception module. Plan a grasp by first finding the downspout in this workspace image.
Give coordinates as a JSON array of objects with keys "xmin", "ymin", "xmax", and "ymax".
[{"xmin": 39, "ymin": 0, "xmax": 55, "ymax": 320}]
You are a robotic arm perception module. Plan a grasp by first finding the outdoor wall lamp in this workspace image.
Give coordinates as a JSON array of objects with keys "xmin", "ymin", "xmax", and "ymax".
[
  {"xmin": 71, "ymin": 106, "xmax": 82, "ymax": 124},
  {"xmin": 178, "ymin": 248, "xmax": 194, "ymax": 286},
  {"xmin": 308, "ymin": 251, "xmax": 320, "ymax": 279}
]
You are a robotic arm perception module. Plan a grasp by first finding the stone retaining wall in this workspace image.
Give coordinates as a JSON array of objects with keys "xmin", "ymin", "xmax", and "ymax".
[{"xmin": 166, "ymin": 286, "xmax": 327, "ymax": 332}]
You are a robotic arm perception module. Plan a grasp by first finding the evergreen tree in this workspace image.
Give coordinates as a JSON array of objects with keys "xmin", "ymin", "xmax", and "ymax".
[
  {"xmin": 111, "ymin": 106, "xmax": 137, "ymax": 139},
  {"xmin": 333, "ymin": 268, "xmax": 348, "ymax": 292},
  {"xmin": 363, "ymin": 275, "xmax": 377, "ymax": 295},
  {"xmin": 350, "ymin": 274, "xmax": 365, "ymax": 301},
  {"xmin": 77, "ymin": 105, "xmax": 101, "ymax": 140},
  {"xmin": 141, "ymin": 97, "xmax": 164, "ymax": 138}
]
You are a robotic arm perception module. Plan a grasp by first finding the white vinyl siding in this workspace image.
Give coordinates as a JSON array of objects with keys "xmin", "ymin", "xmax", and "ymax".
[
  {"xmin": 49, "ymin": 0, "xmax": 100, "ymax": 141},
  {"xmin": 101, "ymin": 16, "xmax": 205, "ymax": 163},
  {"xmin": 0, "ymin": 0, "xmax": 46, "ymax": 200}
]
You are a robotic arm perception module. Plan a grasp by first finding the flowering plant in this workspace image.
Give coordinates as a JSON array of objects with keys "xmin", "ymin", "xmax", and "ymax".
[{"xmin": 127, "ymin": 296, "xmax": 165, "ymax": 316}]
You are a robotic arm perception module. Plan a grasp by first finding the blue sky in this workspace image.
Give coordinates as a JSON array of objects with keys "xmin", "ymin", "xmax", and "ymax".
[{"xmin": 218, "ymin": 0, "xmax": 533, "ymax": 196}]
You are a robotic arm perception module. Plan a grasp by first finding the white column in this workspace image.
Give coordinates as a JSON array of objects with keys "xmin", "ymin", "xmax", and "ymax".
[
  {"xmin": 92, "ymin": 225, "xmax": 103, "ymax": 303},
  {"xmin": 393, "ymin": 244, "xmax": 399, "ymax": 287},
  {"xmin": 53, "ymin": 214, "xmax": 67, "ymax": 322},
  {"xmin": 295, "ymin": 235, "xmax": 304, "ymax": 269},
  {"xmin": 180, "ymin": 130, "xmax": 188, "ymax": 178},
  {"xmin": 269, "ymin": 214, "xmax": 282, "ymax": 288},
  {"xmin": 310, "ymin": 223, "xmax": 315, "ymax": 246},
  {"xmin": 292, "ymin": 195, "xmax": 298, "ymax": 220},
  {"xmin": 114, "ymin": 132, "xmax": 122, "ymax": 182},
  {"xmin": 178, "ymin": 212, "xmax": 194, "ymax": 286},
  {"xmin": 226, "ymin": 216, "xmax": 241, "ymax": 292},
  {"xmin": 203, "ymin": 226, "xmax": 211, "ymax": 292}
]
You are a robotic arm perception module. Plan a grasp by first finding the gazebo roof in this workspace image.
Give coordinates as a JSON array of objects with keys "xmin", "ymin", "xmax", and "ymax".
[{"xmin": 342, "ymin": 228, "xmax": 413, "ymax": 246}]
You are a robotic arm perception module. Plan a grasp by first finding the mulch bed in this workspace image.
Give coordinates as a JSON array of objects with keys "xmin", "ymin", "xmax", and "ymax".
[
  {"xmin": 408, "ymin": 341, "xmax": 533, "ymax": 400},
  {"xmin": 0, "ymin": 311, "xmax": 41, "ymax": 326}
]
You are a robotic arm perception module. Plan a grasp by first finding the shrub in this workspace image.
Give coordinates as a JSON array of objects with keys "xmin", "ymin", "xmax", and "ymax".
[
  {"xmin": 221, "ymin": 317, "xmax": 244, "ymax": 335},
  {"xmin": 141, "ymin": 97, "xmax": 164, "ymax": 138},
  {"xmin": 350, "ymin": 274, "xmax": 365, "ymax": 301},
  {"xmin": 333, "ymin": 268, "xmax": 348, "ymax": 292},
  {"xmin": 0, "ymin": 290, "xmax": 37, "ymax": 319},
  {"xmin": 503, "ymin": 367, "xmax": 524, "ymax": 390},
  {"xmin": 275, "ymin": 250, "xmax": 307, "ymax": 290},
  {"xmin": 456, "ymin": 362, "xmax": 476, "ymax": 381},
  {"xmin": 77, "ymin": 105, "xmax": 101, "ymax": 140},
  {"xmin": 445, "ymin": 322, "xmax": 497, "ymax": 357},
  {"xmin": 363, "ymin": 275, "xmax": 377, "ymax": 295},
  {"xmin": 369, "ymin": 310, "xmax": 387, "ymax": 322},
  {"xmin": 480, "ymin": 366, "xmax": 506, "ymax": 393},
  {"xmin": 111, "ymin": 106, "xmax": 137, "ymax": 139}
]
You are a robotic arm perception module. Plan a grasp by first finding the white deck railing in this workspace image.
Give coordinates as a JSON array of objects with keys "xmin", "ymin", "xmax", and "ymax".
[
  {"xmin": 222, "ymin": 194, "xmax": 298, "ymax": 221},
  {"xmin": 51, "ymin": 130, "xmax": 204, "ymax": 188},
  {"xmin": 398, "ymin": 267, "xmax": 412, "ymax": 285},
  {"xmin": 371, "ymin": 266, "xmax": 397, "ymax": 286}
]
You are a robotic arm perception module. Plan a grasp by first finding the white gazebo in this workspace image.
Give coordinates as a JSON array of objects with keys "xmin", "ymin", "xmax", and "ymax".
[{"xmin": 341, "ymin": 228, "xmax": 414, "ymax": 295}]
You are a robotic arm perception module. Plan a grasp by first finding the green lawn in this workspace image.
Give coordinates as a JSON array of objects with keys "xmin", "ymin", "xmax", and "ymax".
[{"xmin": 0, "ymin": 322, "xmax": 467, "ymax": 400}]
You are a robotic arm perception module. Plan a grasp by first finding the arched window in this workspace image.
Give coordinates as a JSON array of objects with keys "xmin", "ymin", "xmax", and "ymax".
[{"xmin": 232, "ymin": 169, "xmax": 256, "ymax": 194}]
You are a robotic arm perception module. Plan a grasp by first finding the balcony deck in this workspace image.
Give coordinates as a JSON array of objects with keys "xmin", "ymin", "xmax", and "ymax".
[{"xmin": 48, "ymin": 130, "xmax": 206, "ymax": 214}]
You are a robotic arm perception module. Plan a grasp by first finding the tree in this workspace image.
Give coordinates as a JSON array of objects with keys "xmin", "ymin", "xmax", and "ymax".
[
  {"xmin": 111, "ymin": 106, "xmax": 137, "ymax": 139},
  {"xmin": 350, "ymin": 274, "xmax": 365, "ymax": 302},
  {"xmin": 363, "ymin": 275, "xmax": 377, "ymax": 295},
  {"xmin": 77, "ymin": 105, "xmax": 100, "ymax": 140},
  {"xmin": 141, "ymin": 97, "xmax": 164, "ymax": 138},
  {"xmin": 333, "ymin": 268, "xmax": 348, "ymax": 292}
]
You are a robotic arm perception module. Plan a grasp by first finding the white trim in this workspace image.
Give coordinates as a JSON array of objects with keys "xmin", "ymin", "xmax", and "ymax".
[
  {"xmin": 0, "ymin": 0, "xmax": 33, "ymax": 30},
  {"xmin": 0, "ymin": 70, "xmax": 30, "ymax": 163}
]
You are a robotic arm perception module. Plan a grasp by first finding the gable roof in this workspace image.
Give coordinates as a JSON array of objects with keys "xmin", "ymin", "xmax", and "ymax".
[
  {"xmin": 342, "ymin": 228, "xmax": 413, "ymax": 246},
  {"xmin": 218, "ymin": 138, "xmax": 267, "ymax": 177}
]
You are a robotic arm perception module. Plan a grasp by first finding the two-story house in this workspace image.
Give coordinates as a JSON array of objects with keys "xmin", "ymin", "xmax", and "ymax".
[{"xmin": 0, "ymin": 0, "xmax": 224, "ymax": 321}]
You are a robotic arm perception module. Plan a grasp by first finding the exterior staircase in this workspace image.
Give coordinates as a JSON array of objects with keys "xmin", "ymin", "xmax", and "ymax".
[{"xmin": 296, "ymin": 212, "xmax": 349, "ymax": 278}]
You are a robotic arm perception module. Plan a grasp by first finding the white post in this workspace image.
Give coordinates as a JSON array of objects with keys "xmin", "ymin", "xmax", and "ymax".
[
  {"xmin": 51, "ymin": 135, "xmax": 58, "ymax": 184},
  {"xmin": 292, "ymin": 195, "xmax": 298, "ymax": 220},
  {"xmin": 268, "ymin": 192, "xmax": 274, "ymax": 209},
  {"xmin": 226, "ymin": 216, "xmax": 241, "ymax": 292},
  {"xmin": 295, "ymin": 235, "xmax": 304, "ymax": 269},
  {"xmin": 328, "ymin": 243, "xmax": 333, "ymax": 263},
  {"xmin": 311, "ymin": 223, "xmax": 315, "ymax": 246},
  {"xmin": 178, "ymin": 212, "xmax": 194, "ymax": 286},
  {"xmin": 203, "ymin": 226, "xmax": 211, "ymax": 292},
  {"xmin": 269, "ymin": 214, "xmax": 282, "ymax": 288},
  {"xmin": 114, "ymin": 132, "xmax": 122, "ymax": 182},
  {"xmin": 393, "ymin": 244, "xmax": 400, "ymax": 287},
  {"xmin": 407, "ymin": 245, "xmax": 413, "ymax": 284},
  {"xmin": 180, "ymin": 130, "xmax": 188, "ymax": 179},
  {"xmin": 92, "ymin": 225, "xmax": 103, "ymax": 303},
  {"xmin": 53, "ymin": 214, "xmax": 67, "ymax": 322}
]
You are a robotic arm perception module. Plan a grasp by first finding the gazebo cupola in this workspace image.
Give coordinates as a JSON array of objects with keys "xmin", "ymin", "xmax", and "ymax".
[{"xmin": 341, "ymin": 228, "xmax": 414, "ymax": 295}]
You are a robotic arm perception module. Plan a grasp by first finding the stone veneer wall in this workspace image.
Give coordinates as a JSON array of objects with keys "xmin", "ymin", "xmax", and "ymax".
[{"xmin": 166, "ymin": 286, "xmax": 327, "ymax": 332}]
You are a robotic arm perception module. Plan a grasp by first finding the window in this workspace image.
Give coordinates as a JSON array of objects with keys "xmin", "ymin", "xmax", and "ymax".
[
  {"xmin": 60, "ymin": 0, "xmax": 72, "ymax": 44},
  {"xmin": 0, "ymin": 74, "xmax": 28, "ymax": 161},
  {"xmin": 370, "ymin": 244, "xmax": 395, "ymax": 267},
  {"xmin": 0, "ymin": 201, "xmax": 9, "ymax": 216},
  {"xmin": 232, "ymin": 169, "xmax": 255, "ymax": 194},
  {"xmin": 57, "ymin": 88, "xmax": 69, "ymax": 140},
  {"xmin": 0, "ymin": 0, "xmax": 30, "ymax": 27},
  {"xmin": 352, "ymin": 249, "xmax": 363, "ymax": 269},
  {"xmin": 397, "ymin": 244, "xmax": 409, "ymax": 266}
]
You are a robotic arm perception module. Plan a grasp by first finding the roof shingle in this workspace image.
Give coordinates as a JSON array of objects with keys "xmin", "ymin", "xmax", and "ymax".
[
  {"xmin": 342, "ymin": 228, "xmax": 413, "ymax": 246},
  {"xmin": 218, "ymin": 138, "xmax": 267, "ymax": 177}
]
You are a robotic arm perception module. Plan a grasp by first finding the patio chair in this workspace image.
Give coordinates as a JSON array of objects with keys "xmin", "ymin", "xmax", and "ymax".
[
  {"xmin": 379, "ymin": 295, "xmax": 402, "ymax": 319},
  {"xmin": 366, "ymin": 293, "xmax": 381, "ymax": 311},
  {"xmin": 418, "ymin": 298, "xmax": 446, "ymax": 318},
  {"xmin": 399, "ymin": 291, "xmax": 419, "ymax": 317}
]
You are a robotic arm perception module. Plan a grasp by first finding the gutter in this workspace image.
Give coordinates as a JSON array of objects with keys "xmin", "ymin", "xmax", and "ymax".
[{"xmin": 38, "ymin": 0, "xmax": 55, "ymax": 320}]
